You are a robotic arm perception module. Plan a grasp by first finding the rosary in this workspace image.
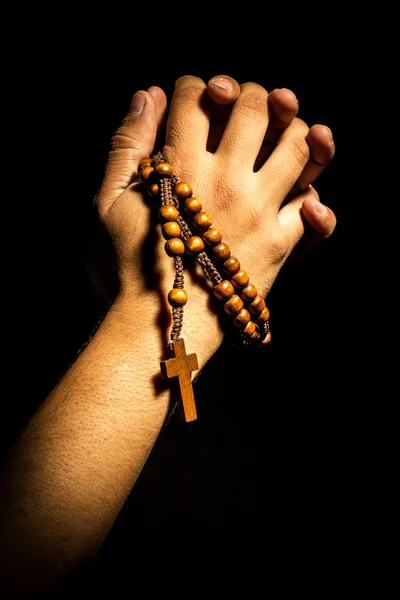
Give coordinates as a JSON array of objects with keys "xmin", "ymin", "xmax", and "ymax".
[{"xmin": 138, "ymin": 152, "xmax": 271, "ymax": 422}]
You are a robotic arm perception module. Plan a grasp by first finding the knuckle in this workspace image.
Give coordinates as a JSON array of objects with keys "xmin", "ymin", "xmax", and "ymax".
[
  {"xmin": 175, "ymin": 75, "xmax": 205, "ymax": 88},
  {"xmin": 175, "ymin": 75, "xmax": 205, "ymax": 87},
  {"xmin": 267, "ymin": 229, "xmax": 290, "ymax": 263},
  {"xmin": 172, "ymin": 82, "xmax": 206, "ymax": 107},
  {"xmin": 291, "ymin": 116, "xmax": 309, "ymax": 132},
  {"xmin": 236, "ymin": 84, "xmax": 269, "ymax": 119},
  {"xmin": 110, "ymin": 130, "xmax": 141, "ymax": 152},
  {"xmin": 286, "ymin": 135, "xmax": 310, "ymax": 169}
]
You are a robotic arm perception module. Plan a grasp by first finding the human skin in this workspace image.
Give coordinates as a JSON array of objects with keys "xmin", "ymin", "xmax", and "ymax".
[
  {"xmin": 90, "ymin": 76, "xmax": 336, "ymax": 304},
  {"xmin": 0, "ymin": 74, "xmax": 336, "ymax": 593}
]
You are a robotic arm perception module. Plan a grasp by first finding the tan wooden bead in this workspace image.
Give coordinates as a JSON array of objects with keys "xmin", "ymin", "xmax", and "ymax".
[
  {"xmin": 223, "ymin": 295, "xmax": 244, "ymax": 316},
  {"xmin": 148, "ymin": 183, "xmax": 159, "ymax": 198},
  {"xmin": 257, "ymin": 306, "xmax": 270, "ymax": 324},
  {"xmin": 154, "ymin": 161, "xmax": 174, "ymax": 177},
  {"xmin": 193, "ymin": 211, "xmax": 212, "ymax": 232},
  {"xmin": 241, "ymin": 283, "xmax": 258, "ymax": 302},
  {"xmin": 250, "ymin": 330, "xmax": 261, "ymax": 341},
  {"xmin": 242, "ymin": 321, "xmax": 256, "ymax": 337},
  {"xmin": 234, "ymin": 308, "xmax": 251, "ymax": 327},
  {"xmin": 162, "ymin": 222, "xmax": 181, "ymax": 239},
  {"xmin": 213, "ymin": 280, "xmax": 235, "ymax": 301},
  {"xmin": 185, "ymin": 236, "xmax": 205, "ymax": 256},
  {"xmin": 202, "ymin": 227, "xmax": 222, "ymax": 246},
  {"xmin": 231, "ymin": 269, "xmax": 250, "ymax": 289},
  {"xmin": 249, "ymin": 295, "xmax": 266, "ymax": 316},
  {"xmin": 159, "ymin": 205, "xmax": 179, "ymax": 222},
  {"xmin": 213, "ymin": 243, "xmax": 231, "ymax": 261},
  {"xmin": 138, "ymin": 158, "xmax": 152, "ymax": 172},
  {"xmin": 165, "ymin": 238, "xmax": 185, "ymax": 256},
  {"xmin": 168, "ymin": 288, "xmax": 188, "ymax": 306},
  {"xmin": 184, "ymin": 197, "xmax": 202, "ymax": 215},
  {"xmin": 139, "ymin": 165, "xmax": 154, "ymax": 184},
  {"xmin": 174, "ymin": 181, "xmax": 192, "ymax": 201},
  {"xmin": 223, "ymin": 256, "xmax": 241, "ymax": 276},
  {"xmin": 261, "ymin": 331, "xmax": 272, "ymax": 344}
]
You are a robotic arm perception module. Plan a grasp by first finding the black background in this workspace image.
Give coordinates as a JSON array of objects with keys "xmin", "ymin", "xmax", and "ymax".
[{"xmin": 1, "ymin": 24, "xmax": 366, "ymax": 590}]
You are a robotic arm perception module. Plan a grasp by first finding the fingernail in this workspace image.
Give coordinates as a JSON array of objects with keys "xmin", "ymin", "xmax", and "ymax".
[
  {"xmin": 322, "ymin": 125, "xmax": 334, "ymax": 141},
  {"xmin": 312, "ymin": 198, "xmax": 329, "ymax": 216},
  {"xmin": 130, "ymin": 92, "xmax": 145, "ymax": 114},
  {"xmin": 279, "ymin": 88, "xmax": 298, "ymax": 103},
  {"xmin": 209, "ymin": 76, "xmax": 233, "ymax": 93}
]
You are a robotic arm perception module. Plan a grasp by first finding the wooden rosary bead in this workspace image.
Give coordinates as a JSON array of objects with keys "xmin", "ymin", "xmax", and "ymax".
[
  {"xmin": 202, "ymin": 227, "xmax": 222, "ymax": 246},
  {"xmin": 143, "ymin": 151, "xmax": 273, "ymax": 357},
  {"xmin": 148, "ymin": 183, "xmax": 159, "ymax": 198},
  {"xmin": 242, "ymin": 321, "xmax": 256, "ymax": 337},
  {"xmin": 174, "ymin": 181, "xmax": 192, "ymax": 201},
  {"xmin": 185, "ymin": 236, "xmax": 205, "ymax": 256},
  {"xmin": 213, "ymin": 280, "xmax": 235, "ymax": 301},
  {"xmin": 159, "ymin": 205, "xmax": 179, "ymax": 222},
  {"xmin": 223, "ymin": 256, "xmax": 241, "ymax": 276},
  {"xmin": 213, "ymin": 242, "xmax": 231, "ymax": 261},
  {"xmin": 154, "ymin": 161, "xmax": 174, "ymax": 178},
  {"xmin": 261, "ymin": 331, "xmax": 272, "ymax": 344},
  {"xmin": 241, "ymin": 283, "xmax": 258, "ymax": 302},
  {"xmin": 139, "ymin": 165, "xmax": 154, "ymax": 184},
  {"xmin": 193, "ymin": 211, "xmax": 212, "ymax": 232},
  {"xmin": 224, "ymin": 294, "xmax": 244, "ymax": 316},
  {"xmin": 168, "ymin": 288, "xmax": 188, "ymax": 306},
  {"xmin": 165, "ymin": 238, "xmax": 185, "ymax": 256},
  {"xmin": 234, "ymin": 308, "xmax": 251, "ymax": 327},
  {"xmin": 184, "ymin": 197, "xmax": 202, "ymax": 215},
  {"xmin": 249, "ymin": 295, "xmax": 266, "ymax": 316},
  {"xmin": 138, "ymin": 158, "xmax": 152, "ymax": 172},
  {"xmin": 162, "ymin": 222, "xmax": 181, "ymax": 239},
  {"xmin": 231, "ymin": 269, "xmax": 250, "ymax": 289},
  {"xmin": 257, "ymin": 306, "xmax": 270, "ymax": 324}
]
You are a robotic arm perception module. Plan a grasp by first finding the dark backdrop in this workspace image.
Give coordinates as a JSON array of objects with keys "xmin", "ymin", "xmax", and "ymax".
[{"xmin": 2, "ymin": 32, "xmax": 359, "ymax": 589}]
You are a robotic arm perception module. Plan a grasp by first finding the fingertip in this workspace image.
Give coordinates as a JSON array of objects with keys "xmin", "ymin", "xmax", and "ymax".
[
  {"xmin": 302, "ymin": 197, "xmax": 337, "ymax": 237},
  {"xmin": 207, "ymin": 75, "xmax": 240, "ymax": 105},
  {"xmin": 268, "ymin": 88, "xmax": 299, "ymax": 120},
  {"xmin": 310, "ymin": 123, "xmax": 333, "ymax": 139},
  {"xmin": 307, "ymin": 124, "xmax": 335, "ymax": 163},
  {"xmin": 147, "ymin": 85, "xmax": 168, "ymax": 121},
  {"xmin": 147, "ymin": 85, "xmax": 167, "ymax": 105},
  {"xmin": 129, "ymin": 91, "xmax": 147, "ymax": 114}
]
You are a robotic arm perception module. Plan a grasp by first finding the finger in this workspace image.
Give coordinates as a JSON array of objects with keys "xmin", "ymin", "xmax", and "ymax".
[
  {"xmin": 206, "ymin": 75, "xmax": 241, "ymax": 152},
  {"xmin": 215, "ymin": 81, "xmax": 270, "ymax": 170},
  {"xmin": 292, "ymin": 124, "xmax": 335, "ymax": 192},
  {"xmin": 97, "ymin": 88, "xmax": 167, "ymax": 216},
  {"xmin": 277, "ymin": 186, "xmax": 337, "ymax": 250},
  {"xmin": 207, "ymin": 75, "xmax": 241, "ymax": 105},
  {"xmin": 300, "ymin": 195, "xmax": 337, "ymax": 237},
  {"xmin": 257, "ymin": 118, "xmax": 310, "ymax": 207},
  {"xmin": 276, "ymin": 187, "xmax": 315, "ymax": 245},
  {"xmin": 295, "ymin": 197, "xmax": 337, "ymax": 259},
  {"xmin": 165, "ymin": 75, "xmax": 210, "ymax": 155},
  {"xmin": 286, "ymin": 194, "xmax": 337, "ymax": 262},
  {"xmin": 148, "ymin": 85, "xmax": 168, "ymax": 149},
  {"xmin": 254, "ymin": 88, "xmax": 299, "ymax": 169}
]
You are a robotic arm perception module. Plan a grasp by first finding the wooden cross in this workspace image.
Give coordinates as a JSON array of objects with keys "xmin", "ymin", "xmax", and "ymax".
[{"xmin": 160, "ymin": 338, "xmax": 199, "ymax": 422}]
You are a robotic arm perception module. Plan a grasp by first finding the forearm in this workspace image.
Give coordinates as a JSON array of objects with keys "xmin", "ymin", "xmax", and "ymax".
[{"xmin": 0, "ymin": 289, "xmax": 222, "ymax": 589}]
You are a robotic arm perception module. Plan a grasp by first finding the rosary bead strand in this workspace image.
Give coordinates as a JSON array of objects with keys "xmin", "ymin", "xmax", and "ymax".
[
  {"xmin": 138, "ymin": 157, "xmax": 199, "ymax": 422},
  {"xmin": 139, "ymin": 153, "xmax": 271, "ymax": 345},
  {"xmin": 136, "ymin": 151, "xmax": 272, "ymax": 422}
]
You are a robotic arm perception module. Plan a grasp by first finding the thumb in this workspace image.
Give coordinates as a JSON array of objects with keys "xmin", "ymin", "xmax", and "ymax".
[{"xmin": 97, "ymin": 87, "xmax": 167, "ymax": 216}]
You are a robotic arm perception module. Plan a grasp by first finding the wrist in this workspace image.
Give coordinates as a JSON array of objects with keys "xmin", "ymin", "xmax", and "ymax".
[{"xmin": 110, "ymin": 275, "xmax": 225, "ymax": 374}]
